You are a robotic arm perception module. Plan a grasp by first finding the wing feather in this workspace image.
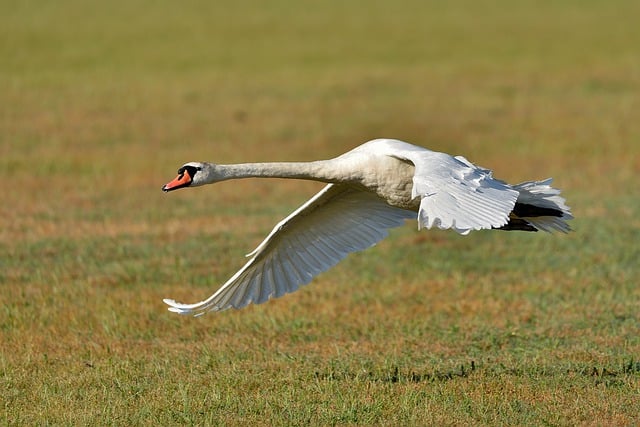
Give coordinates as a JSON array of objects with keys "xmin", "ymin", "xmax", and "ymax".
[
  {"xmin": 164, "ymin": 184, "xmax": 414, "ymax": 315},
  {"xmin": 259, "ymin": 257, "xmax": 276, "ymax": 303},
  {"xmin": 404, "ymin": 151, "xmax": 519, "ymax": 234},
  {"xmin": 280, "ymin": 252, "xmax": 305, "ymax": 294}
]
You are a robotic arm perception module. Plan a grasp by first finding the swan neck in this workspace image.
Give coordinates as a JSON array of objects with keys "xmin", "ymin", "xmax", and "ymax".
[{"xmin": 215, "ymin": 161, "xmax": 337, "ymax": 182}]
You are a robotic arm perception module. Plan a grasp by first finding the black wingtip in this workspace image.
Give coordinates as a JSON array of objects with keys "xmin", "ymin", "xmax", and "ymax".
[
  {"xmin": 512, "ymin": 203, "xmax": 564, "ymax": 218},
  {"xmin": 495, "ymin": 218, "xmax": 538, "ymax": 232}
]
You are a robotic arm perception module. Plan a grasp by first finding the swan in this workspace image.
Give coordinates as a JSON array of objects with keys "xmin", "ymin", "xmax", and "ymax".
[{"xmin": 161, "ymin": 138, "xmax": 572, "ymax": 316}]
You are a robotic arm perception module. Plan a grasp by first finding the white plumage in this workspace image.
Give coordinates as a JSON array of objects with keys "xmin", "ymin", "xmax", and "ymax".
[{"xmin": 161, "ymin": 139, "xmax": 572, "ymax": 316}]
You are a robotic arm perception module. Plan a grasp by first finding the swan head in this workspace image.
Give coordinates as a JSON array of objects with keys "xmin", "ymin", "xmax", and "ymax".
[{"xmin": 162, "ymin": 162, "xmax": 217, "ymax": 192}]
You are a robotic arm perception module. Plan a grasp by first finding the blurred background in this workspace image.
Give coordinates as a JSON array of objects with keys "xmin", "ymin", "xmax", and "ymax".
[
  {"xmin": 2, "ymin": 1, "xmax": 638, "ymax": 232},
  {"xmin": 1, "ymin": 0, "xmax": 639, "ymax": 424}
]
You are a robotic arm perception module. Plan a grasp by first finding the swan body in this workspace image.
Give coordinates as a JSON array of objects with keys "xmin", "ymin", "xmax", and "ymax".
[{"xmin": 161, "ymin": 138, "xmax": 572, "ymax": 316}]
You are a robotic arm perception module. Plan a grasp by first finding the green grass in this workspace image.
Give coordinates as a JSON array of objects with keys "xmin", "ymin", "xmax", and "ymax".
[{"xmin": 2, "ymin": 0, "xmax": 640, "ymax": 425}]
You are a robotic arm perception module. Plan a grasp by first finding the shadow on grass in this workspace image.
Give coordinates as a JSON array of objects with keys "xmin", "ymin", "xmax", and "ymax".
[
  {"xmin": 316, "ymin": 361, "xmax": 476, "ymax": 384},
  {"xmin": 314, "ymin": 359, "xmax": 640, "ymax": 386}
]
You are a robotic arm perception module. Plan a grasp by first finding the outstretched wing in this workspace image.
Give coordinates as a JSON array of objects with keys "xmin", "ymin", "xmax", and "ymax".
[
  {"xmin": 404, "ymin": 150, "xmax": 520, "ymax": 235},
  {"xmin": 164, "ymin": 184, "xmax": 415, "ymax": 315}
]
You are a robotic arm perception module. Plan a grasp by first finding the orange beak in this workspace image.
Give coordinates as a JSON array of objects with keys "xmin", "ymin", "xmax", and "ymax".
[{"xmin": 162, "ymin": 171, "xmax": 192, "ymax": 192}]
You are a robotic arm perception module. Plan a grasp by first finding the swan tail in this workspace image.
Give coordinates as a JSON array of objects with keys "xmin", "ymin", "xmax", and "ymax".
[{"xmin": 497, "ymin": 179, "xmax": 573, "ymax": 233}]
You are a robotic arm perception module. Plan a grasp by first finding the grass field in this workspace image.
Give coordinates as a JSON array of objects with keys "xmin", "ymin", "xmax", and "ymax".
[{"xmin": 2, "ymin": 0, "xmax": 640, "ymax": 424}]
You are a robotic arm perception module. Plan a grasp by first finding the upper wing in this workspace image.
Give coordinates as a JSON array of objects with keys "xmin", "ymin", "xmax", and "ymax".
[
  {"xmin": 404, "ymin": 150, "xmax": 520, "ymax": 235},
  {"xmin": 163, "ymin": 184, "xmax": 415, "ymax": 315}
]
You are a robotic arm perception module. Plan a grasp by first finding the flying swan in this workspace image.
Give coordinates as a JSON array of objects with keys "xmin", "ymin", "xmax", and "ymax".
[{"xmin": 161, "ymin": 138, "xmax": 572, "ymax": 316}]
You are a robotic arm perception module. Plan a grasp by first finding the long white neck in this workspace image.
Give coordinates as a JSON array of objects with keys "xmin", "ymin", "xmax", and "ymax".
[{"xmin": 209, "ymin": 160, "xmax": 349, "ymax": 184}]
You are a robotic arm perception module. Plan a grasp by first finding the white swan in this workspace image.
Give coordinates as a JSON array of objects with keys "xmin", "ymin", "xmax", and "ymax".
[{"xmin": 161, "ymin": 138, "xmax": 572, "ymax": 316}]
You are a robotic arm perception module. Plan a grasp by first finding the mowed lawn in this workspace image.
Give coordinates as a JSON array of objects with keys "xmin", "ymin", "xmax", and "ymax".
[{"xmin": 2, "ymin": 0, "xmax": 640, "ymax": 425}]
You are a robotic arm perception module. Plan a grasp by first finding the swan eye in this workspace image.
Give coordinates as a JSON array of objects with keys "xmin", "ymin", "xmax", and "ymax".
[{"xmin": 179, "ymin": 165, "xmax": 201, "ymax": 179}]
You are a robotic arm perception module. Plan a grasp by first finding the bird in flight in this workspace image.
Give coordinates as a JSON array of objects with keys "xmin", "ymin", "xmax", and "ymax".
[{"xmin": 161, "ymin": 139, "xmax": 572, "ymax": 316}]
